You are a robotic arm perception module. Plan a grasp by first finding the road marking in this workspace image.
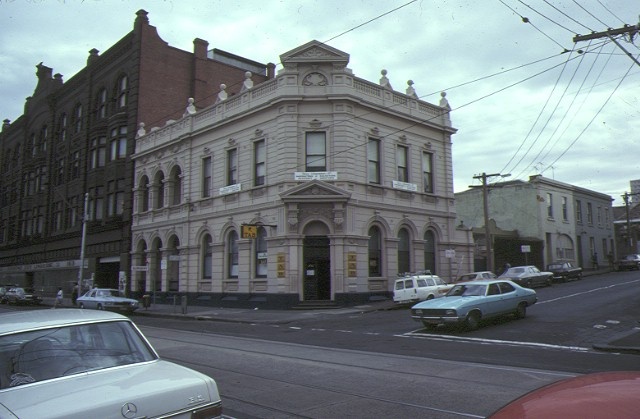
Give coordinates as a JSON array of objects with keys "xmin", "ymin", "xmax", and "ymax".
[
  {"xmin": 538, "ymin": 278, "xmax": 640, "ymax": 304},
  {"xmin": 402, "ymin": 331, "xmax": 592, "ymax": 352}
]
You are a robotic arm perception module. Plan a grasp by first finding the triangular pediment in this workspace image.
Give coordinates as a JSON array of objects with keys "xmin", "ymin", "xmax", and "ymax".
[
  {"xmin": 280, "ymin": 180, "xmax": 351, "ymax": 203},
  {"xmin": 279, "ymin": 40, "xmax": 349, "ymax": 66}
]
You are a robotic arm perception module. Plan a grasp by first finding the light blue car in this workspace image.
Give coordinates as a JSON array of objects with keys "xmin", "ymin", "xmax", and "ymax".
[
  {"xmin": 411, "ymin": 279, "xmax": 537, "ymax": 330},
  {"xmin": 77, "ymin": 288, "xmax": 139, "ymax": 313}
]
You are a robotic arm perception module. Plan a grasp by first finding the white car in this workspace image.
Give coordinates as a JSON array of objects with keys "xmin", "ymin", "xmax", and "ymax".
[
  {"xmin": 0, "ymin": 309, "xmax": 222, "ymax": 418},
  {"xmin": 456, "ymin": 271, "xmax": 497, "ymax": 282},
  {"xmin": 393, "ymin": 273, "xmax": 452, "ymax": 304},
  {"xmin": 77, "ymin": 288, "xmax": 139, "ymax": 313}
]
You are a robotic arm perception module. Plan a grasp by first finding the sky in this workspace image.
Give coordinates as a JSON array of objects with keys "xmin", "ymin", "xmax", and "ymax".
[{"xmin": 1, "ymin": 0, "xmax": 639, "ymax": 205}]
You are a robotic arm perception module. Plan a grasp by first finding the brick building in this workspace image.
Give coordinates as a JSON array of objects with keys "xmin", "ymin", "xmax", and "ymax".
[
  {"xmin": 131, "ymin": 40, "xmax": 474, "ymax": 308},
  {"xmin": 0, "ymin": 10, "xmax": 274, "ymax": 297}
]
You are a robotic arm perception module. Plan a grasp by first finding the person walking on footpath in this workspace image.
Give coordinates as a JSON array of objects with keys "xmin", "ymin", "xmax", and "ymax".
[{"xmin": 53, "ymin": 287, "xmax": 63, "ymax": 308}]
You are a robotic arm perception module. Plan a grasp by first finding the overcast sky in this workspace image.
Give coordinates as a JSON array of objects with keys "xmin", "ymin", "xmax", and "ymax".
[{"xmin": 1, "ymin": 0, "xmax": 638, "ymax": 205}]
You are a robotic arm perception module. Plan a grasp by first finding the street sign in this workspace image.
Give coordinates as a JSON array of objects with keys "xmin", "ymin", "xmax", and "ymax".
[
  {"xmin": 521, "ymin": 245, "xmax": 531, "ymax": 253},
  {"xmin": 241, "ymin": 225, "xmax": 257, "ymax": 238}
]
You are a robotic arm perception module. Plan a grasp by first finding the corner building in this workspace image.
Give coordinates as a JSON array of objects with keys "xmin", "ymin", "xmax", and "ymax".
[
  {"xmin": 132, "ymin": 41, "xmax": 473, "ymax": 308},
  {"xmin": 0, "ymin": 10, "xmax": 273, "ymax": 296}
]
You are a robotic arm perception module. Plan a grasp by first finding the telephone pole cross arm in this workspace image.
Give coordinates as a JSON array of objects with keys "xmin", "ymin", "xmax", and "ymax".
[{"xmin": 573, "ymin": 21, "xmax": 640, "ymax": 68}]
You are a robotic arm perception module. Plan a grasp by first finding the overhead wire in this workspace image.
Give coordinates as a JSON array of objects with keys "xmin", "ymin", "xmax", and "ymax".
[
  {"xmin": 573, "ymin": 0, "xmax": 610, "ymax": 28},
  {"xmin": 498, "ymin": 0, "xmax": 570, "ymax": 50},
  {"xmin": 546, "ymin": 54, "xmax": 638, "ymax": 169},
  {"xmin": 513, "ymin": 45, "xmax": 593, "ymax": 179},
  {"xmin": 536, "ymin": 41, "xmax": 612, "ymax": 167},
  {"xmin": 499, "ymin": 49, "xmax": 576, "ymax": 176},
  {"xmin": 544, "ymin": 0, "xmax": 594, "ymax": 32}
]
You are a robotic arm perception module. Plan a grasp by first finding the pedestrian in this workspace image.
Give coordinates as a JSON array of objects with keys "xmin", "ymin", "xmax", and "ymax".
[
  {"xmin": 502, "ymin": 262, "xmax": 511, "ymax": 275},
  {"xmin": 53, "ymin": 287, "xmax": 63, "ymax": 308},
  {"xmin": 72, "ymin": 284, "xmax": 78, "ymax": 305}
]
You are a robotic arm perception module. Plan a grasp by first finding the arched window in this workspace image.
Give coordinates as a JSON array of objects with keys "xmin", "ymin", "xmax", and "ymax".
[
  {"xmin": 59, "ymin": 113, "xmax": 67, "ymax": 142},
  {"xmin": 398, "ymin": 228, "xmax": 411, "ymax": 275},
  {"xmin": 96, "ymin": 88, "xmax": 107, "ymax": 119},
  {"xmin": 153, "ymin": 172, "xmax": 165, "ymax": 209},
  {"xmin": 368, "ymin": 226, "xmax": 382, "ymax": 277},
  {"xmin": 169, "ymin": 166, "xmax": 182, "ymax": 206},
  {"xmin": 202, "ymin": 234, "xmax": 212, "ymax": 280},
  {"xmin": 73, "ymin": 104, "xmax": 83, "ymax": 133},
  {"xmin": 139, "ymin": 175, "xmax": 150, "ymax": 212},
  {"xmin": 424, "ymin": 230, "xmax": 436, "ymax": 273},
  {"xmin": 117, "ymin": 75, "xmax": 128, "ymax": 108},
  {"xmin": 228, "ymin": 231, "xmax": 239, "ymax": 278},
  {"xmin": 255, "ymin": 227, "xmax": 267, "ymax": 277}
]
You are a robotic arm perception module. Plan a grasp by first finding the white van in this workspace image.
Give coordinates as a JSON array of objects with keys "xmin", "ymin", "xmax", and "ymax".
[{"xmin": 393, "ymin": 273, "xmax": 452, "ymax": 304}]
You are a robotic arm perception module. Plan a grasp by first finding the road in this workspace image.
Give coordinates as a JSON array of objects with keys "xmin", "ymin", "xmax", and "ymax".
[{"xmin": 128, "ymin": 271, "xmax": 640, "ymax": 418}]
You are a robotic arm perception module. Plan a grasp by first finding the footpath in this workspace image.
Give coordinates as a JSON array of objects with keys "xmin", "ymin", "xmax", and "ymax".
[{"xmin": 42, "ymin": 268, "xmax": 640, "ymax": 354}]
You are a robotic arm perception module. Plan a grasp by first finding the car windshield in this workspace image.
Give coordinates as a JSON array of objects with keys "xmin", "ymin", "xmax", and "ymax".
[
  {"xmin": 548, "ymin": 264, "xmax": 562, "ymax": 269},
  {"xmin": 447, "ymin": 284, "xmax": 487, "ymax": 297},
  {"xmin": 0, "ymin": 320, "xmax": 157, "ymax": 389}
]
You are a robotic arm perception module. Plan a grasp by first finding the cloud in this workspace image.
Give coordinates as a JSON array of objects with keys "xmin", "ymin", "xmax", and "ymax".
[{"xmin": 1, "ymin": 0, "xmax": 638, "ymax": 206}]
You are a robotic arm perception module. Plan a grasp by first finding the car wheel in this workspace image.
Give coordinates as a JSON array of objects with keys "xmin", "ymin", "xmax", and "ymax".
[
  {"xmin": 79, "ymin": 303, "xmax": 85, "ymax": 309},
  {"xmin": 526, "ymin": 279, "xmax": 532, "ymax": 288},
  {"xmin": 97, "ymin": 303, "xmax": 104, "ymax": 310},
  {"xmin": 515, "ymin": 303, "xmax": 527, "ymax": 319},
  {"xmin": 546, "ymin": 277, "xmax": 552, "ymax": 287},
  {"xmin": 426, "ymin": 294, "xmax": 435, "ymax": 301},
  {"xmin": 465, "ymin": 312, "xmax": 480, "ymax": 331}
]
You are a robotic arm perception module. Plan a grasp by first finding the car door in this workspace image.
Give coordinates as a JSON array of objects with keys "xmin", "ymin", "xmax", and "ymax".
[
  {"xmin": 393, "ymin": 280, "xmax": 406, "ymax": 302},
  {"xmin": 482, "ymin": 283, "xmax": 505, "ymax": 316},
  {"xmin": 497, "ymin": 282, "xmax": 519, "ymax": 312},
  {"xmin": 85, "ymin": 289, "xmax": 98, "ymax": 308}
]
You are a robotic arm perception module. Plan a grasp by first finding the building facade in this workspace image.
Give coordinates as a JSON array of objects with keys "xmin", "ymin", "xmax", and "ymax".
[
  {"xmin": 131, "ymin": 40, "xmax": 474, "ymax": 308},
  {"xmin": 455, "ymin": 175, "xmax": 615, "ymax": 272},
  {"xmin": 0, "ymin": 10, "xmax": 273, "ymax": 297}
]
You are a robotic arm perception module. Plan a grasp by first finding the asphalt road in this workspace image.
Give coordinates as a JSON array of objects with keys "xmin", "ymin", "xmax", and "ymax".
[{"xmin": 127, "ymin": 271, "xmax": 640, "ymax": 417}]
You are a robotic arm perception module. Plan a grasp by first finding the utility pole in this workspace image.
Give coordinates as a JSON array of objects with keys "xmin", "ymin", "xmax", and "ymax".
[
  {"xmin": 573, "ymin": 21, "xmax": 640, "ymax": 68},
  {"xmin": 77, "ymin": 193, "xmax": 89, "ymax": 300},
  {"xmin": 472, "ymin": 172, "xmax": 510, "ymax": 272}
]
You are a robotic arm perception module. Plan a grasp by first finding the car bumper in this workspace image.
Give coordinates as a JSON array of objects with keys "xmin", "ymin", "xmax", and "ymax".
[{"xmin": 411, "ymin": 314, "xmax": 463, "ymax": 324}]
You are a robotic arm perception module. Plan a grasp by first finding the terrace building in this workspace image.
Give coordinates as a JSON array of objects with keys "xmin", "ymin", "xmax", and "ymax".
[{"xmin": 0, "ymin": 10, "xmax": 273, "ymax": 296}]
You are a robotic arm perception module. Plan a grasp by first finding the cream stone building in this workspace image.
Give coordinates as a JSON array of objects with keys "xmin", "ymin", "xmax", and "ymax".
[{"xmin": 131, "ymin": 40, "xmax": 473, "ymax": 308}]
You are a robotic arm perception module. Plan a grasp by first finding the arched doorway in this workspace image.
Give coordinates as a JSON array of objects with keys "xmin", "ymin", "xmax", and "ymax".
[{"xmin": 303, "ymin": 221, "xmax": 331, "ymax": 301}]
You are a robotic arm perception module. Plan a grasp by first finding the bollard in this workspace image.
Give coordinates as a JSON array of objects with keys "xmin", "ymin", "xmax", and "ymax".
[
  {"xmin": 143, "ymin": 294, "xmax": 150, "ymax": 309},
  {"xmin": 181, "ymin": 295, "xmax": 188, "ymax": 314}
]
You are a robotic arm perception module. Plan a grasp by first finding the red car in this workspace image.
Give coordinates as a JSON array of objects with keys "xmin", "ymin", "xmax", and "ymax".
[{"xmin": 490, "ymin": 371, "xmax": 640, "ymax": 418}]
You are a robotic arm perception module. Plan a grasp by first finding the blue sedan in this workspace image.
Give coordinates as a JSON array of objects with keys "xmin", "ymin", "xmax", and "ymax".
[
  {"xmin": 411, "ymin": 279, "xmax": 537, "ymax": 330},
  {"xmin": 77, "ymin": 288, "xmax": 139, "ymax": 313}
]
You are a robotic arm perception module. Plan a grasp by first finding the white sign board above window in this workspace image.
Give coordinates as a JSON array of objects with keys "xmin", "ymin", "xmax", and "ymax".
[
  {"xmin": 219, "ymin": 183, "xmax": 242, "ymax": 195},
  {"xmin": 294, "ymin": 172, "xmax": 338, "ymax": 181},
  {"xmin": 392, "ymin": 180, "xmax": 418, "ymax": 192}
]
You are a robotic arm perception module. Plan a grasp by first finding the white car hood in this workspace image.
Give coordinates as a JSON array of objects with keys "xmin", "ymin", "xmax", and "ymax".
[{"xmin": 0, "ymin": 360, "xmax": 219, "ymax": 419}]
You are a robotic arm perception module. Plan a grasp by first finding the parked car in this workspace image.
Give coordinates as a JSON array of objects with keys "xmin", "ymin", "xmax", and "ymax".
[
  {"xmin": 0, "ymin": 309, "xmax": 223, "ymax": 418},
  {"xmin": 0, "ymin": 286, "xmax": 10, "ymax": 302},
  {"xmin": 1, "ymin": 287, "xmax": 42, "ymax": 305},
  {"xmin": 489, "ymin": 371, "xmax": 640, "ymax": 418},
  {"xmin": 498, "ymin": 265, "xmax": 553, "ymax": 288},
  {"xmin": 77, "ymin": 288, "xmax": 139, "ymax": 313},
  {"xmin": 617, "ymin": 254, "xmax": 640, "ymax": 271},
  {"xmin": 456, "ymin": 271, "xmax": 497, "ymax": 282},
  {"xmin": 411, "ymin": 279, "xmax": 537, "ymax": 330},
  {"xmin": 546, "ymin": 262, "xmax": 582, "ymax": 282},
  {"xmin": 393, "ymin": 272, "xmax": 451, "ymax": 304}
]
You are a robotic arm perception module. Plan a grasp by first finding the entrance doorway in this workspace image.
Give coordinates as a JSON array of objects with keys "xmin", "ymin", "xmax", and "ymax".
[{"xmin": 303, "ymin": 236, "xmax": 331, "ymax": 300}]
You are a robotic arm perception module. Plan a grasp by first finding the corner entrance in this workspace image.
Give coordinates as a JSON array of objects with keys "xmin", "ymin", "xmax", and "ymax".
[{"xmin": 303, "ymin": 236, "xmax": 331, "ymax": 300}]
